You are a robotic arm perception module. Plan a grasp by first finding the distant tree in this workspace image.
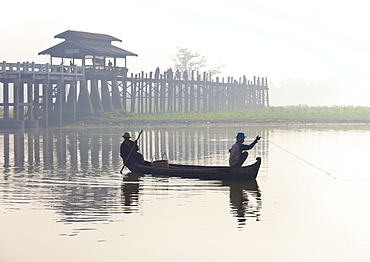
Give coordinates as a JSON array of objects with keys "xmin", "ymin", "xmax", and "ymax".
[
  {"xmin": 207, "ymin": 62, "xmax": 225, "ymax": 76},
  {"xmin": 171, "ymin": 47, "xmax": 225, "ymax": 77}
]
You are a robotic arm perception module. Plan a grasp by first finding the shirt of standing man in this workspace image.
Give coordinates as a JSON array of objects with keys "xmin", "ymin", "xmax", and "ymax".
[{"xmin": 229, "ymin": 133, "xmax": 260, "ymax": 166}]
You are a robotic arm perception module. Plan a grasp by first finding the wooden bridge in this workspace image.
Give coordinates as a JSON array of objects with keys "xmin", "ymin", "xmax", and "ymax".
[{"xmin": 0, "ymin": 31, "xmax": 269, "ymax": 129}]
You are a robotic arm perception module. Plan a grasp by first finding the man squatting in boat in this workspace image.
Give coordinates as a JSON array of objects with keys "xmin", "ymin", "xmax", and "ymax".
[
  {"xmin": 120, "ymin": 132, "xmax": 144, "ymax": 167},
  {"xmin": 229, "ymin": 132, "xmax": 261, "ymax": 167}
]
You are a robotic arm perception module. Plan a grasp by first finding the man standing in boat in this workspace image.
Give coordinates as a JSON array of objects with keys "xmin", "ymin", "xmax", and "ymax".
[
  {"xmin": 229, "ymin": 132, "xmax": 261, "ymax": 167},
  {"xmin": 120, "ymin": 132, "xmax": 144, "ymax": 167}
]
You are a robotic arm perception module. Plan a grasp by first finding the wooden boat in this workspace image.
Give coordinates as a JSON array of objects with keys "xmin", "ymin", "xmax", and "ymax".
[{"xmin": 128, "ymin": 157, "xmax": 261, "ymax": 181}]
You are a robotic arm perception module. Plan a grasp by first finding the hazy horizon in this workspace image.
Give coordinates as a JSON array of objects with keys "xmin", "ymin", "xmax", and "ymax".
[{"xmin": 1, "ymin": 0, "xmax": 369, "ymax": 106}]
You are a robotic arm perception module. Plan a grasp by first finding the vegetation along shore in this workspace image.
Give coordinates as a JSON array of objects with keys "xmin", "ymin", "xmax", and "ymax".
[{"xmin": 74, "ymin": 105, "xmax": 370, "ymax": 126}]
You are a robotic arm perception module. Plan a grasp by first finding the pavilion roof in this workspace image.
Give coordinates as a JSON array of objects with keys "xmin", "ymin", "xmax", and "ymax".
[{"xmin": 38, "ymin": 30, "xmax": 138, "ymax": 59}]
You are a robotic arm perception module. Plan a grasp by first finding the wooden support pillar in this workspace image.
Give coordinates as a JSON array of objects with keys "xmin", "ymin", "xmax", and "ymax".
[
  {"xmin": 215, "ymin": 77, "xmax": 220, "ymax": 111},
  {"xmin": 111, "ymin": 78, "xmax": 123, "ymax": 110},
  {"xmin": 51, "ymin": 81, "xmax": 63, "ymax": 126},
  {"xmin": 184, "ymin": 79, "xmax": 189, "ymax": 113},
  {"xmin": 13, "ymin": 81, "xmax": 19, "ymax": 120},
  {"xmin": 3, "ymin": 82, "xmax": 9, "ymax": 119},
  {"xmin": 154, "ymin": 77, "xmax": 159, "ymax": 113},
  {"xmin": 19, "ymin": 82, "xmax": 25, "ymax": 120},
  {"xmin": 121, "ymin": 79, "xmax": 128, "ymax": 111},
  {"xmin": 33, "ymin": 82, "xmax": 40, "ymax": 121},
  {"xmin": 131, "ymin": 78, "xmax": 136, "ymax": 113},
  {"xmin": 138, "ymin": 72, "xmax": 144, "ymax": 114},
  {"xmin": 42, "ymin": 81, "xmax": 49, "ymax": 127},
  {"xmin": 202, "ymin": 72, "xmax": 207, "ymax": 112},
  {"xmin": 144, "ymin": 74, "xmax": 149, "ymax": 114},
  {"xmin": 160, "ymin": 75, "xmax": 165, "ymax": 113},
  {"xmin": 90, "ymin": 79, "xmax": 104, "ymax": 112},
  {"xmin": 189, "ymin": 72, "xmax": 195, "ymax": 111},
  {"xmin": 196, "ymin": 72, "xmax": 201, "ymax": 111},
  {"xmin": 27, "ymin": 82, "xmax": 33, "ymax": 120},
  {"xmin": 252, "ymin": 76, "xmax": 257, "ymax": 107},
  {"xmin": 167, "ymin": 71, "xmax": 173, "ymax": 112},
  {"xmin": 265, "ymin": 77, "xmax": 270, "ymax": 107},
  {"xmin": 77, "ymin": 79, "xmax": 94, "ymax": 116},
  {"xmin": 178, "ymin": 81, "xmax": 182, "ymax": 112},
  {"xmin": 101, "ymin": 78, "xmax": 114, "ymax": 112},
  {"xmin": 65, "ymin": 81, "xmax": 77, "ymax": 121},
  {"xmin": 226, "ymin": 77, "xmax": 231, "ymax": 110},
  {"xmin": 148, "ymin": 72, "xmax": 153, "ymax": 114}
]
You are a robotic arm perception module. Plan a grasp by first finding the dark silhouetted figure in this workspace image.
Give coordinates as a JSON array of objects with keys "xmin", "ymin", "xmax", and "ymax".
[{"xmin": 120, "ymin": 132, "xmax": 144, "ymax": 167}]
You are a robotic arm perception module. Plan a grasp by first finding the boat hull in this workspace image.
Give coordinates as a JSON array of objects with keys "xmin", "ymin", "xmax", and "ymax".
[{"xmin": 128, "ymin": 157, "xmax": 261, "ymax": 180}]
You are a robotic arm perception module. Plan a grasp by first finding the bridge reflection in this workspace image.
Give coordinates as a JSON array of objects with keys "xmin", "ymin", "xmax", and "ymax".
[{"xmin": 0, "ymin": 127, "xmax": 269, "ymax": 226}]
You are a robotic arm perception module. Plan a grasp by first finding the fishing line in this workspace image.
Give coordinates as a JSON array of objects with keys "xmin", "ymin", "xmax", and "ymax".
[{"xmin": 265, "ymin": 138, "xmax": 332, "ymax": 177}]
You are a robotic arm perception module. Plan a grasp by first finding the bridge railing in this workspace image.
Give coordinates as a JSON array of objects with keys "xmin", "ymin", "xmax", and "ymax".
[
  {"xmin": 0, "ymin": 61, "xmax": 84, "ymax": 77},
  {"xmin": 0, "ymin": 61, "xmax": 131, "ymax": 78}
]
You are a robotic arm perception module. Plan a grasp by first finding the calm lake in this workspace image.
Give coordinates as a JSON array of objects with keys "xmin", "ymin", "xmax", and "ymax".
[{"xmin": 1, "ymin": 124, "xmax": 370, "ymax": 261}]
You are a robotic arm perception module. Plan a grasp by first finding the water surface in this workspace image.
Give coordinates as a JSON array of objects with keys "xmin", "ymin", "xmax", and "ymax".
[{"xmin": 1, "ymin": 125, "xmax": 370, "ymax": 261}]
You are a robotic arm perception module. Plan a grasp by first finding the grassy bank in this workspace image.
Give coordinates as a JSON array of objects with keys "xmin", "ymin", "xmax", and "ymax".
[{"xmin": 77, "ymin": 105, "xmax": 370, "ymax": 124}]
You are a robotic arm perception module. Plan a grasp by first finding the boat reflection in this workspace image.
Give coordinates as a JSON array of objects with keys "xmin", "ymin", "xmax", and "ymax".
[{"xmin": 121, "ymin": 173, "xmax": 262, "ymax": 227}]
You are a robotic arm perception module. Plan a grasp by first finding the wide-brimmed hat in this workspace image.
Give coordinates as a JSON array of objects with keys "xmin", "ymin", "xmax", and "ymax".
[
  {"xmin": 122, "ymin": 132, "xmax": 131, "ymax": 138},
  {"xmin": 236, "ymin": 132, "xmax": 246, "ymax": 138}
]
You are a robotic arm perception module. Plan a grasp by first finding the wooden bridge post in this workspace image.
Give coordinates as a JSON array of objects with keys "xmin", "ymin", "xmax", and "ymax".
[
  {"xmin": 3, "ymin": 82, "xmax": 9, "ymax": 119},
  {"xmin": 184, "ymin": 72, "xmax": 189, "ymax": 113},
  {"xmin": 167, "ymin": 71, "xmax": 173, "ymax": 112},
  {"xmin": 260, "ymin": 77, "xmax": 265, "ymax": 107},
  {"xmin": 227, "ymin": 77, "xmax": 232, "ymax": 110},
  {"xmin": 154, "ymin": 73, "xmax": 159, "ymax": 113},
  {"xmin": 66, "ymin": 81, "xmax": 77, "ymax": 121},
  {"xmin": 177, "ymin": 78, "xmax": 182, "ymax": 112},
  {"xmin": 202, "ymin": 72, "xmax": 208, "ymax": 112},
  {"xmin": 77, "ymin": 79, "xmax": 94, "ymax": 116},
  {"xmin": 196, "ymin": 72, "xmax": 201, "ymax": 111},
  {"xmin": 19, "ymin": 82, "xmax": 25, "ymax": 121},
  {"xmin": 215, "ymin": 77, "xmax": 220, "ymax": 111},
  {"xmin": 27, "ymin": 82, "xmax": 33, "ymax": 121},
  {"xmin": 257, "ymin": 77, "xmax": 263, "ymax": 107},
  {"xmin": 111, "ymin": 78, "xmax": 123, "ymax": 110},
  {"xmin": 242, "ymin": 76, "xmax": 247, "ymax": 108},
  {"xmin": 53, "ymin": 80, "xmax": 63, "ymax": 126},
  {"xmin": 90, "ymin": 79, "xmax": 104, "ymax": 112},
  {"xmin": 264, "ymin": 77, "xmax": 270, "ymax": 106},
  {"xmin": 252, "ymin": 76, "xmax": 257, "ymax": 107},
  {"xmin": 121, "ymin": 78, "xmax": 127, "ymax": 111},
  {"xmin": 160, "ymin": 74, "xmax": 166, "ymax": 113},
  {"xmin": 101, "ymin": 77, "xmax": 114, "ymax": 112},
  {"xmin": 190, "ymin": 71, "xmax": 195, "ymax": 111},
  {"xmin": 13, "ymin": 81, "xmax": 19, "ymax": 120},
  {"xmin": 33, "ymin": 82, "xmax": 40, "ymax": 121},
  {"xmin": 41, "ymin": 81, "xmax": 49, "ymax": 127},
  {"xmin": 148, "ymin": 72, "xmax": 153, "ymax": 114},
  {"xmin": 139, "ymin": 72, "xmax": 144, "ymax": 114},
  {"xmin": 131, "ymin": 76, "xmax": 137, "ymax": 113},
  {"xmin": 147, "ymin": 72, "xmax": 152, "ymax": 114}
]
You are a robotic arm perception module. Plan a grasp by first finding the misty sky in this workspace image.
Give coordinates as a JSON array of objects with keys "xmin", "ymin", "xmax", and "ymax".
[{"xmin": 1, "ymin": 0, "xmax": 369, "ymax": 105}]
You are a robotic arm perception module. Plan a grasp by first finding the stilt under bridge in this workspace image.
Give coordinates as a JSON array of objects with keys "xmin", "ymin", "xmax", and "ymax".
[{"xmin": 0, "ymin": 30, "xmax": 269, "ymax": 129}]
